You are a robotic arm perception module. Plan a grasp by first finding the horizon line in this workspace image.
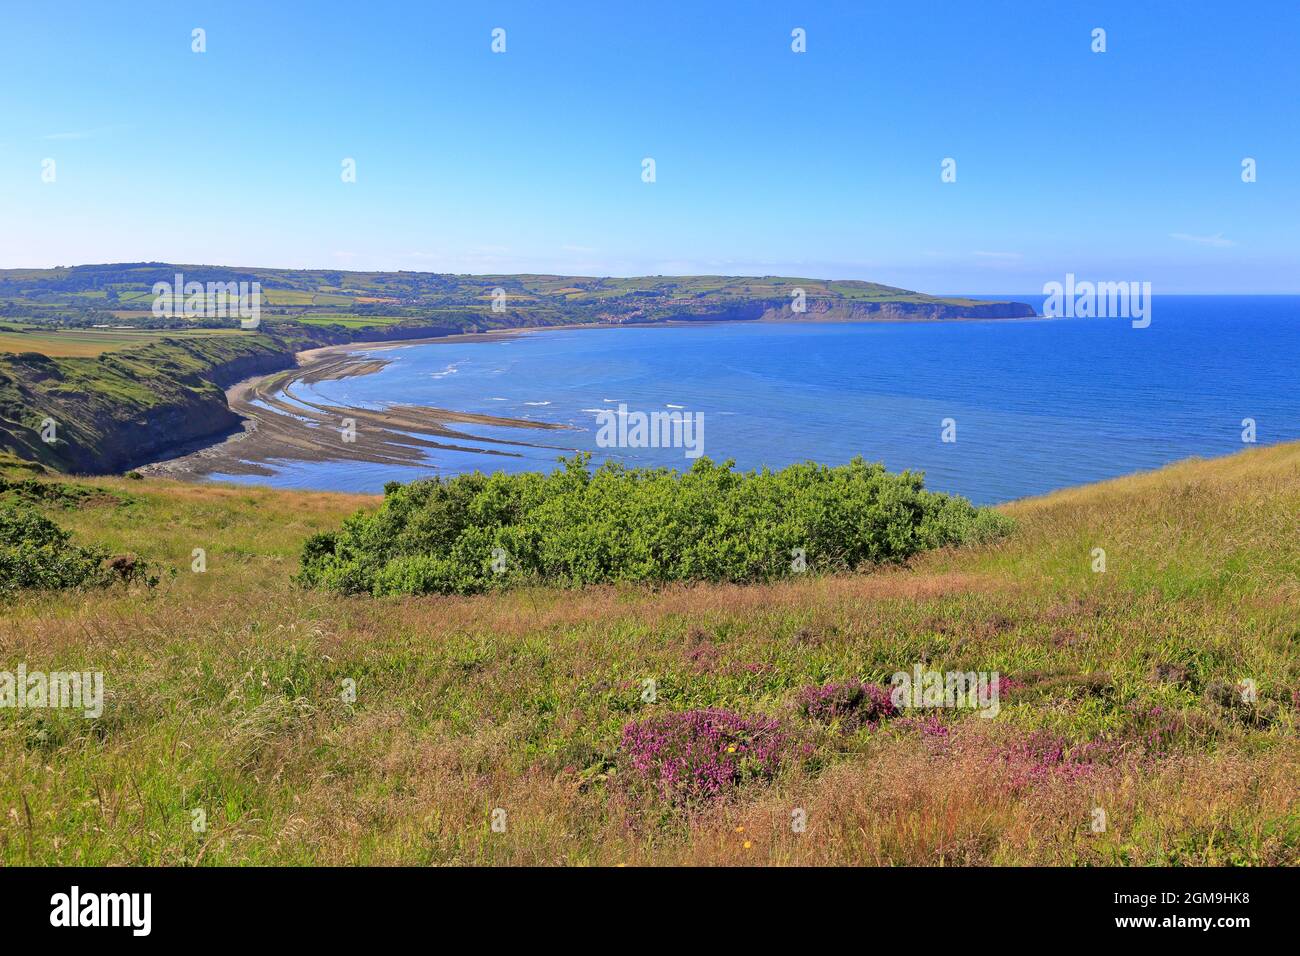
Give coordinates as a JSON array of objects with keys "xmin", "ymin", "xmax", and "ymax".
[{"xmin": 3, "ymin": 261, "xmax": 1298, "ymax": 298}]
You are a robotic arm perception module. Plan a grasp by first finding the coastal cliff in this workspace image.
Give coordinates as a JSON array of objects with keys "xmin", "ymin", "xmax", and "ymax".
[
  {"xmin": 761, "ymin": 298, "xmax": 1037, "ymax": 322},
  {"xmin": 0, "ymin": 335, "xmax": 292, "ymax": 474},
  {"xmin": 0, "ymin": 321, "xmax": 489, "ymax": 475},
  {"xmin": 650, "ymin": 298, "xmax": 1038, "ymax": 323}
]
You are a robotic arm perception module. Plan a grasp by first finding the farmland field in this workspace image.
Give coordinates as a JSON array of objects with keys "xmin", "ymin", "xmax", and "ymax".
[
  {"xmin": 0, "ymin": 327, "xmax": 249, "ymax": 358},
  {"xmin": 294, "ymin": 314, "xmax": 404, "ymax": 329}
]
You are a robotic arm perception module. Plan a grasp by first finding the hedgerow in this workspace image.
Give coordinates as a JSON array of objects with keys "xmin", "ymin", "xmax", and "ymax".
[{"xmin": 296, "ymin": 455, "xmax": 1012, "ymax": 596}]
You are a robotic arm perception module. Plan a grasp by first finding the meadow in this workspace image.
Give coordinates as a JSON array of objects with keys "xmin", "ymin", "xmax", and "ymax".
[
  {"xmin": 294, "ymin": 314, "xmax": 404, "ymax": 329},
  {"xmin": 0, "ymin": 326, "xmax": 246, "ymax": 358},
  {"xmin": 0, "ymin": 441, "xmax": 1296, "ymax": 865}
]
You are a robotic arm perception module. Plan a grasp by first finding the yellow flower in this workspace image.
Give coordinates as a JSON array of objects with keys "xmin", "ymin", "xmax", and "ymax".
[
  {"xmin": 734, "ymin": 825, "xmax": 744, "ymax": 833},
  {"xmin": 743, "ymin": 840, "xmax": 753, "ymax": 849},
  {"xmin": 726, "ymin": 745, "xmax": 736, "ymax": 753}
]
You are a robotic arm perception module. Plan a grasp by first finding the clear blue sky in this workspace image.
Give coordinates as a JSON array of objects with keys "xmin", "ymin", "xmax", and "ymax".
[{"xmin": 2, "ymin": 0, "xmax": 1297, "ymax": 293}]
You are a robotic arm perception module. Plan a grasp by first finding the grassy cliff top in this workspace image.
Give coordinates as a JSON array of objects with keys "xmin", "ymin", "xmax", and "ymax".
[{"xmin": 1, "ymin": 441, "xmax": 1296, "ymax": 865}]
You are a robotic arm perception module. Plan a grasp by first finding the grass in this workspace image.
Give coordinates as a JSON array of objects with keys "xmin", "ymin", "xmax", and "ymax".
[
  {"xmin": 0, "ymin": 442, "xmax": 1296, "ymax": 865},
  {"xmin": 295, "ymin": 314, "xmax": 403, "ymax": 329},
  {"xmin": 0, "ymin": 327, "xmax": 244, "ymax": 358}
]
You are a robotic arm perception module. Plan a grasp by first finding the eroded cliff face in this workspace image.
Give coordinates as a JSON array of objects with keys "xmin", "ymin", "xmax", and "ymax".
[
  {"xmin": 92, "ymin": 389, "xmax": 243, "ymax": 474},
  {"xmin": 0, "ymin": 338, "xmax": 289, "ymax": 474},
  {"xmin": 757, "ymin": 298, "xmax": 1038, "ymax": 322},
  {"xmin": 0, "ymin": 323, "xmax": 485, "ymax": 474},
  {"xmin": 610, "ymin": 297, "xmax": 1037, "ymax": 324}
]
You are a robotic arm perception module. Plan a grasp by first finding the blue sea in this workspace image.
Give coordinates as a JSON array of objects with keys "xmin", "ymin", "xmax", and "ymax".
[{"xmin": 211, "ymin": 296, "xmax": 1300, "ymax": 504}]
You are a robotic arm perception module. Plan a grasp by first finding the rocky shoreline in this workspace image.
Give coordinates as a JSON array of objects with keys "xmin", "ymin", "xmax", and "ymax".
[{"xmin": 136, "ymin": 332, "xmax": 575, "ymax": 480}]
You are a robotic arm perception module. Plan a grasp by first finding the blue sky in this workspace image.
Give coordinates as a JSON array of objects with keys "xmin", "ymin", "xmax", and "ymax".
[{"xmin": 2, "ymin": 0, "xmax": 1297, "ymax": 292}]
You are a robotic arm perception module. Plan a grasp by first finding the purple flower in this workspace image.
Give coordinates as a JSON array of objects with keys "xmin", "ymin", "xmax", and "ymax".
[
  {"xmin": 998, "ymin": 729, "xmax": 1095, "ymax": 789},
  {"xmin": 898, "ymin": 714, "xmax": 952, "ymax": 754},
  {"xmin": 620, "ymin": 708, "xmax": 786, "ymax": 805},
  {"xmin": 797, "ymin": 680, "xmax": 896, "ymax": 732},
  {"xmin": 996, "ymin": 676, "xmax": 1025, "ymax": 696}
]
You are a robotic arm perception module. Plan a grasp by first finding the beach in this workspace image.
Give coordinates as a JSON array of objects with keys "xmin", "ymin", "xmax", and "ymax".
[{"xmin": 136, "ymin": 331, "xmax": 574, "ymax": 480}]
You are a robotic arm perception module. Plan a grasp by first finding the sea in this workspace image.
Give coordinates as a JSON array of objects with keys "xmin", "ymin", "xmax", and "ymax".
[{"xmin": 209, "ymin": 295, "xmax": 1300, "ymax": 504}]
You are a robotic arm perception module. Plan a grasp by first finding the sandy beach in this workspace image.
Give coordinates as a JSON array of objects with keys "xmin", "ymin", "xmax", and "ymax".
[{"xmin": 137, "ymin": 331, "xmax": 576, "ymax": 480}]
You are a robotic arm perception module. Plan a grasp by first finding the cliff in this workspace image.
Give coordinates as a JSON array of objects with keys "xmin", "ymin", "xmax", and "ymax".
[
  {"xmin": 759, "ymin": 298, "xmax": 1038, "ymax": 322},
  {"xmin": 0, "ymin": 335, "xmax": 291, "ymax": 474},
  {"xmin": 605, "ymin": 298, "xmax": 1036, "ymax": 325}
]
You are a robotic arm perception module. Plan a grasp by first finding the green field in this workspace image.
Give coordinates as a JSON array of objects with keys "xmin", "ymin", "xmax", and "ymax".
[
  {"xmin": 0, "ymin": 326, "xmax": 248, "ymax": 358},
  {"xmin": 294, "ymin": 314, "xmax": 403, "ymax": 329},
  {"xmin": 0, "ymin": 263, "xmax": 1036, "ymax": 336}
]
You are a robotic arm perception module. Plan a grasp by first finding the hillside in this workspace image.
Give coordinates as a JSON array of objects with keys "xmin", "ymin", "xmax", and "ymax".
[
  {"xmin": 0, "ymin": 263, "xmax": 1037, "ymax": 330},
  {"xmin": 0, "ymin": 442, "xmax": 1295, "ymax": 865},
  {"xmin": 0, "ymin": 322, "xmax": 468, "ymax": 474}
]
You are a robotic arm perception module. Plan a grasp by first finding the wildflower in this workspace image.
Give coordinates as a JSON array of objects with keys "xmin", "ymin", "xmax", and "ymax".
[
  {"xmin": 620, "ymin": 708, "xmax": 786, "ymax": 805},
  {"xmin": 899, "ymin": 714, "xmax": 952, "ymax": 753},
  {"xmin": 797, "ymin": 680, "xmax": 897, "ymax": 732}
]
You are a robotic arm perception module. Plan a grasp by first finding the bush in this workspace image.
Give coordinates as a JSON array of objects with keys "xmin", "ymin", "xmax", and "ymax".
[
  {"xmin": 296, "ymin": 454, "xmax": 1013, "ymax": 596},
  {"xmin": 0, "ymin": 503, "xmax": 154, "ymax": 597},
  {"xmin": 620, "ymin": 708, "xmax": 786, "ymax": 805},
  {"xmin": 797, "ymin": 680, "xmax": 897, "ymax": 731}
]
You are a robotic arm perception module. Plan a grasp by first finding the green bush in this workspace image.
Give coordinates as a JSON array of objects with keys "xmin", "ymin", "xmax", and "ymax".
[
  {"xmin": 297, "ymin": 455, "xmax": 1014, "ymax": 597},
  {"xmin": 0, "ymin": 504, "xmax": 154, "ymax": 597}
]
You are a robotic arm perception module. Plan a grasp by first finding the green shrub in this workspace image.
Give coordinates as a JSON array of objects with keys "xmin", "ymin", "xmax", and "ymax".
[
  {"xmin": 296, "ymin": 454, "xmax": 1014, "ymax": 596},
  {"xmin": 0, "ymin": 504, "xmax": 154, "ymax": 597}
]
